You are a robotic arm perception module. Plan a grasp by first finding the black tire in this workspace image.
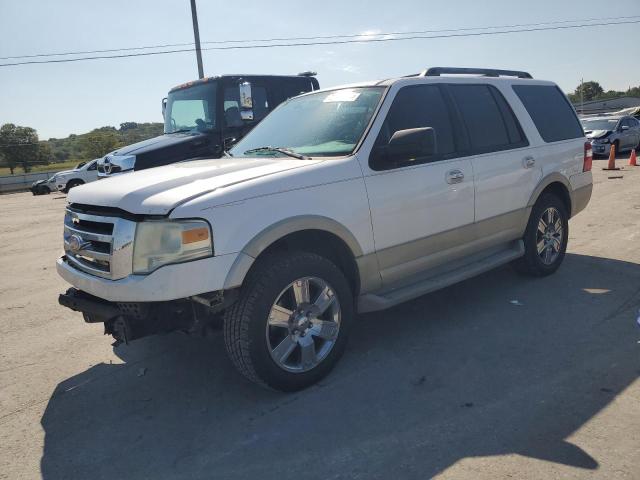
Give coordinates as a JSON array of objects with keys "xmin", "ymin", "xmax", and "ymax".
[
  {"xmin": 613, "ymin": 140, "xmax": 620, "ymax": 156},
  {"xmin": 63, "ymin": 179, "xmax": 83, "ymax": 193},
  {"xmin": 513, "ymin": 193, "xmax": 569, "ymax": 277},
  {"xmin": 223, "ymin": 251, "xmax": 354, "ymax": 391}
]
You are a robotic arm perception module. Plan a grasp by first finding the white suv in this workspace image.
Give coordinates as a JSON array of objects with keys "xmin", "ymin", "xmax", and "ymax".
[
  {"xmin": 53, "ymin": 159, "xmax": 99, "ymax": 193},
  {"xmin": 57, "ymin": 67, "xmax": 592, "ymax": 391}
]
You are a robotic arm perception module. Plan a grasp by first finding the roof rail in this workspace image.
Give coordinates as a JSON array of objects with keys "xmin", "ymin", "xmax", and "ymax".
[
  {"xmin": 297, "ymin": 71, "xmax": 317, "ymax": 77},
  {"xmin": 419, "ymin": 67, "xmax": 532, "ymax": 79}
]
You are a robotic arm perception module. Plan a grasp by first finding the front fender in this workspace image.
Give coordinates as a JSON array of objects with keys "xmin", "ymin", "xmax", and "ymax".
[{"xmin": 223, "ymin": 215, "xmax": 364, "ymax": 290}]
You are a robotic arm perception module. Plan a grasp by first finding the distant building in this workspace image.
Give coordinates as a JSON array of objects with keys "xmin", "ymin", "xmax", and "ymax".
[{"xmin": 574, "ymin": 96, "xmax": 640, "ymax": 116}]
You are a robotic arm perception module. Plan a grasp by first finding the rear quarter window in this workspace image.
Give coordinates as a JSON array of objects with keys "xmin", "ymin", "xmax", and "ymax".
[{"xmin": 512, "ymin": 85, "xmax": 584, "ymax": 142}]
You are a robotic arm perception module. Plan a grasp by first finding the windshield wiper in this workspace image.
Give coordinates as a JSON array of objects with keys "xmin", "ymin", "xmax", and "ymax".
[{"xmin": 243, "ymin": 146, "xmax": 309, "ymax": 160}]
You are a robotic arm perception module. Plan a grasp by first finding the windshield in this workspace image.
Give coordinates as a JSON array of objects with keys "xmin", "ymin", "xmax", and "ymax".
[
  {"xmin": 581, "ymin": 118, "xmax": 619, "ymax": 131},
  {"xmin": 164, "ymin": 82, "xmax": 217, "ymax": 134},
  {"xmin": 230, "ymin": 87, "xmax": 385, "ymax": 158},
  {"xmin": 75, "ymin": 161, "xmax": 86, "ymax": 169}
]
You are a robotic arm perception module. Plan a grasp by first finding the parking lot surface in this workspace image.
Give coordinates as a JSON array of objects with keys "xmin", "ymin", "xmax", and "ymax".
[{"xmin": 1, "ymin": 158, "xmax": 639, "ymax": 480}]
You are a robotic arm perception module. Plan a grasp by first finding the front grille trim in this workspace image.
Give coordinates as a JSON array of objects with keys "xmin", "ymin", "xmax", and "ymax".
[{"xmin": 63, "ymin": 208, "xmax": 136, "ymax": 280}]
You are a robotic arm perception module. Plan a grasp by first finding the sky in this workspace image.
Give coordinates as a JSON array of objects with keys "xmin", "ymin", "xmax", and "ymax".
[{"xmin": 1, "ymin": 0, "xmax": 639, "ymax": 140}]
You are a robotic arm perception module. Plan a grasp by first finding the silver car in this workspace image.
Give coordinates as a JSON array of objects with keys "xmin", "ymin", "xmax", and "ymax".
[{"xmin": 581, "ymin": 115, "xmax": 640, "ymax": 156}]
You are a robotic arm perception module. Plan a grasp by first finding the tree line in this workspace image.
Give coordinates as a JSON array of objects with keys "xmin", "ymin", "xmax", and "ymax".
[
  {"xmin": 0, "ymin": 122, "xmax": 163, "ymax": 174},
  {"xmin": 567, "ymin": 81, "xmax": 640, "ymax": 104}
]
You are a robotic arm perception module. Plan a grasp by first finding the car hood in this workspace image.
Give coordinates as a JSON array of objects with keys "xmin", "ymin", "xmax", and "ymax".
[
  {"xmin": 67, "ymin": 157, "xmax": 320, "ymax": 215},
  {"xmin": 584, "ymin": 129, "xmax": 611, "ymax": 139},
  {"xmin": 55, "ymin": 169, "xmax": 76, "ymax": 177},
  {"xmin": 108, "ymin": 132, "xmax": 204, "ymax": 156}
]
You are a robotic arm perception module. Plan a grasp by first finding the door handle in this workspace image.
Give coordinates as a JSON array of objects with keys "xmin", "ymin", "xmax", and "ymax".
[
  {"xmin": 446, "ymin": 169, "xmax": 464, "ymax": 184},
  {"xmin": 522, "ymin": 156, "xmax": 536, "ymax": 169}
]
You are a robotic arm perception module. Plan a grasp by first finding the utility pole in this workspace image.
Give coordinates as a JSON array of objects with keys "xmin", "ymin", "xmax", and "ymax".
[
  {"xmin": 580, "ymin": 78, "xmax": 584, "ymax": 115},
  {"xmin": 190, "ymin": 0, "xmax": 204, "ymax": 79}
]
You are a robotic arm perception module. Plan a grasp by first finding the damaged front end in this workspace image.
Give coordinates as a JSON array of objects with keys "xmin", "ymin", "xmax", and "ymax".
[{"xmin": 58, "ymin": 288, "xmax": 236, "ymax": 346}]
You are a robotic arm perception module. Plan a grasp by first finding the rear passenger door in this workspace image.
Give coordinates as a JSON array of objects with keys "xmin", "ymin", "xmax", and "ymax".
[
  {"xmin": 447, "ymin": 84, "xmax": 536, "ymax": 236},
  {"xmin": 363, "ymin": 84, "xmax": 475, "ymax": 286}
]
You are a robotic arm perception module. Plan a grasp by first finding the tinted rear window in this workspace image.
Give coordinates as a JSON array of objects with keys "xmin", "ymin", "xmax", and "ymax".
[
  {"xmin": 449, "ymin": 84, "xmax": 527, "ymax": 153},
  {"xmin": 512, "ymin": 85, "xmax": 583, "ymax": 142}
]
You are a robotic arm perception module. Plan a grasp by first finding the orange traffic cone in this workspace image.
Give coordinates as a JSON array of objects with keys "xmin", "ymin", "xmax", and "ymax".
[
  {"xmin": 603, "ymin": 143, "xmax": 620, "ymax": 170},
  {"xmin": 629, "ymin": 149, "xmax": 638, "ymax": 167}
]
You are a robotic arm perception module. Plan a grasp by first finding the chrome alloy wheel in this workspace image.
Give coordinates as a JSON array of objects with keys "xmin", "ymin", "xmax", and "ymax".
[
  {"xmin": 266, "ymin": 277, "xmax": 341, "ymax": 373},
  {"xmin": 537, "ymin": 207, "xmax": 564, "ymax": 265}
]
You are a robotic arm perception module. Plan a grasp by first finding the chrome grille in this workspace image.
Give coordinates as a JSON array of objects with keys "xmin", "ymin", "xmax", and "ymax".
[{"xmin": 63, "ymin": 209, "xmax": 136, "ymax": 279}]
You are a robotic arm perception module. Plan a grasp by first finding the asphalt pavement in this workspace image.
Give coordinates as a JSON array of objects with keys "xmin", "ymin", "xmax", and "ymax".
[{"xmin": 1, "ymin": 155, "xmax": 639, "ymax": 480}]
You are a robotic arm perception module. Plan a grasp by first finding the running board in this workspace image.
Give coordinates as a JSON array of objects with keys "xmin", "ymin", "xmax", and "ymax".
[{"xmin": 358, "ymin": 240, "xmax": 524, "ymax": 313}]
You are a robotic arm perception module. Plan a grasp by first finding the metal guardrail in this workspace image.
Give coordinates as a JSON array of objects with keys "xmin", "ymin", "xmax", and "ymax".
[{"xmin": 0, "ymin": 170, "xmax": 60, "ymax": 193}]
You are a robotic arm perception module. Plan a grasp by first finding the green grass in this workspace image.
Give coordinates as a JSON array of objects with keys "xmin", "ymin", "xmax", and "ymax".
[{"xmin": 0, "ymin": 159, "xmax": 84, "ymax": 177}]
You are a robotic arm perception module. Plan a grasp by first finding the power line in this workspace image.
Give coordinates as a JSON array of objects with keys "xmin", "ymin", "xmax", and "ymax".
[
  {"xmin": 1, "ymin": 15, "xmax": 638, "ymax": 61},
  {"xmin": 1, "ymin": 18, "xmax": 639, "ymax": 68}
]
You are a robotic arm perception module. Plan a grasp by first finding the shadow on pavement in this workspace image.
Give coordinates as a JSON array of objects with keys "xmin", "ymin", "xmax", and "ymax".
[{"xmin": 40, "ymin": 253, "xmax": 640, "ymax": 479}]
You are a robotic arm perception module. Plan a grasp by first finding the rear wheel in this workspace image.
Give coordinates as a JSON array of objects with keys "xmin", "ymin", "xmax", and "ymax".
[
  {"xmin": 223, "ymin": 251, "xmax": 354, "ymax": 391},
  {"xmin": 513, "ymin": 193, "xmax": 568, "ymax": 277}
]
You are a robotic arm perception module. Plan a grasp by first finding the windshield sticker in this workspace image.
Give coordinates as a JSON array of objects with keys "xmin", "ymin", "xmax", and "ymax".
[{"xmin": 323, "ymin": 90, "xmax": 361, "ymax": 103}]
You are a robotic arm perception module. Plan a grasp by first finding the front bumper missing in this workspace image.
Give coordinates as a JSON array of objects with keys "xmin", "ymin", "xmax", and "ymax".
[{"xmin": 59, "ymin": 288, "xmax": 201, "ymax": 346}]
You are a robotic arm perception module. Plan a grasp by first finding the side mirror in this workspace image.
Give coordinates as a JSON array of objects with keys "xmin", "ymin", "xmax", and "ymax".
[
  {"xmin": 239, "ymin": 82, "xmax": 254, "ymax": 121},
  {"xmin": 620, "ymin": 125, "xmax": 629, "ymax": 131},
  {"xmin": 162, "ymin": 98, "xmax": 167, "ymax": 119},
  {"xmin": 387, "ymin": 127, "xmax": 437, "ymax": 163}
]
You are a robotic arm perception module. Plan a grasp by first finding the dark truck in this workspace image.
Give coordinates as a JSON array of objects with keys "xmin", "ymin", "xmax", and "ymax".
[{"xmin": 97, "ymin": 73, "xmax": 319, "ymax": 176}]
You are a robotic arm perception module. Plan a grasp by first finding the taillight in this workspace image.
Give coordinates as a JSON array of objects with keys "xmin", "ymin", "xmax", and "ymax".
[{"xmin": 583, "ymin": 141, "xmax": 593, "ymax": 172}]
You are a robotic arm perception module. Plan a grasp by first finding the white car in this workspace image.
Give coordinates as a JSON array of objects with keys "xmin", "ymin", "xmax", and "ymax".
[
  {"xmin": 53, "ymin": 159, "xmax": 99, "ymax": 193},
  {"xmin": 57, "ymin": 67, "xmax": 592, "ymax": 391}
]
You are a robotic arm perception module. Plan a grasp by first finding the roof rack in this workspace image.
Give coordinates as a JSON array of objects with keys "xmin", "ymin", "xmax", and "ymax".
[{"xmin": 419, "ymin": 67, "xmax": 532, "ymax": 79}]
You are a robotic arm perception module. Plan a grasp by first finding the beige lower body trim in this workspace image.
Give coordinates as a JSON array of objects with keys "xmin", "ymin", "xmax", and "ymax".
[
  {"xmin": 570, "ymin": 184, "xmax": 592, "ymax": 218},
  {"xmin": 355, "ymin": 254, "xmax": 382, "ymax": 293},
  {"xmin": 373, "ymin": 208, "xmax": 530, "ymax": 287}
]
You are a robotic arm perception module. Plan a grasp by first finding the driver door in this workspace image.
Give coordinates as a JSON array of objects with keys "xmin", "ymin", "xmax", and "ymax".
[{"xmin": 362, "ymin": 84, "xmax": 475, "ymax": 286}]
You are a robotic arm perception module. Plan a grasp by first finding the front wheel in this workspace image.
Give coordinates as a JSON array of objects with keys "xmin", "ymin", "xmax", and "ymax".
[
  {"xmin": 63, "ymin": 179, "xmax": 83, "ymax": 193},
  {"xmin": 513, "ymin": 193, "xmax": 569, "ymax": 276},
  {"xmin": 223, "ymin": 252, "xmax": 354, "ymax": 391}
]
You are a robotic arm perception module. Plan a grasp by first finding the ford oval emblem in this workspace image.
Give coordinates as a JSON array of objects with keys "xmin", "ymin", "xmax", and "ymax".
[{"xmin": 68, "ymin": 234, "xmax": 84, "ymax": 253}]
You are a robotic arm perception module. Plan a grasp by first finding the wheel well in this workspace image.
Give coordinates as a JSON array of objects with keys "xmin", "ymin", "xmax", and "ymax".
[
  {"xmin": 539, "ymin": 182, "xmax": 571, "ymax": 216},
  {"xmin": 254, "ymin": 229, "xmax": 360, "ymax": 295}
]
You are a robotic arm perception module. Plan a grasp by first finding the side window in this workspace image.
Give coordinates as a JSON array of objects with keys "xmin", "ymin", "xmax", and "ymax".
[
  {"xmin": 512, "ymin": 85, "xmax": 583, "ymax": 142},
  {"xmin": 449, "ymin": 84, "xmax": 526, "ymax": 153},
  {"xmin": 87, "ymin": 162, "xmax": 97, "ymax": 171},
  {"xmin": 371, "ymin": 84, "xmax": 456, "ymax": 170}
]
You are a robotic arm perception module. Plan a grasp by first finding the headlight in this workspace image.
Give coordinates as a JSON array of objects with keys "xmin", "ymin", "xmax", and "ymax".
[
  {"xmin": 132, "ymin": 220, "xmax": 212, "ymax": 274},
  {"xmin": 593, "ymin": 137, "xmax": 610, "ymax": 144}
]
